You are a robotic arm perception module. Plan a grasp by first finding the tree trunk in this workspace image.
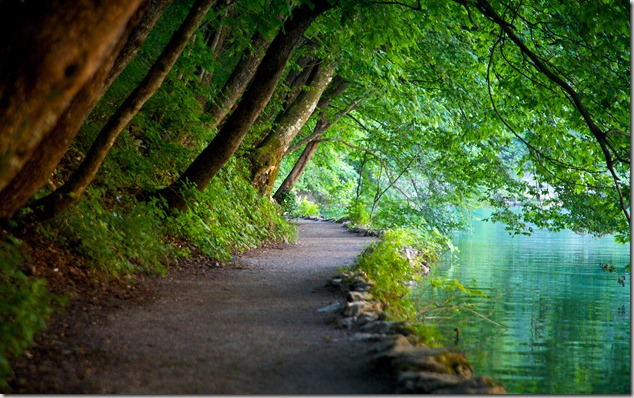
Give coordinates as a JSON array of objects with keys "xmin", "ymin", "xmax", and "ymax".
[
  {"xmin": 249, "ymin": 61, "xmax": 335, "ymax": 195},
  {"xmin": 250, "ymin": 54, "xmax": 316, "ymax": 148},
  {"xmin": 273, "ymin": 138, "xmax": 321, "ymax": 203},
  {"xmin": 197, "ymin": 0, "xmax": 234, "ymax": 106},
  {"xmin": 0, "ymin": 0, "xmax": 143, "ymax": 196},
  {"xmin": 29, "ymin": 0, "xmax": 216, "ymax": 221},
  {"xmin": 279, "ymin": 55, "xmax": 318, "ymax": 113},
  {"xmin": 273, "ymin": 95, "xmax": 362, "ymax": 202},
  {"xmin": 284, "ymin": 75, "xmax": 348, "ymax": 154},
  {"xmin": 0, "ymin": 0, "xmax": 173, "ymax": 220},
  {"xmin": 204, "ymin": 30, "xmax": 272, "ymax": 130},
  {"xmin": 156, "ymin": 0, "xmax": 333, "ymax": 210}
]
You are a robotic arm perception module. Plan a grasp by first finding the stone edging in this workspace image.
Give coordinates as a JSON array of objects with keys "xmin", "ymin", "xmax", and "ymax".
[{"xmin": 322, "ymin": 270, "xmax": 507, "ymax": 394}]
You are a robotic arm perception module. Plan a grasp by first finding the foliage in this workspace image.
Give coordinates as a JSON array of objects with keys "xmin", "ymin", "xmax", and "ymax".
[
  {"xmin": 277, "ymin": 190, "xmax": 300, "ymax": 217},
  {"xmin": 276, "ymin": 190, "xmax": 321, "ymax": 219},
  {"xmin": 352, "ymin": 228, "xmax": 481, "ymax": 345},
  {"xmin": 0, "ymin": 236, "xmax": 60, "ymax": 389},
  {"xmin": 412, "ymin": 274, "xmax": 507, "ymax": 339}
]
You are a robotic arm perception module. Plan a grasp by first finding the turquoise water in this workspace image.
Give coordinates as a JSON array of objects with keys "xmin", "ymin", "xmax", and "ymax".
[{"xmin": 414, "ymin": 210, "xmax": 631, "ymax": 394}]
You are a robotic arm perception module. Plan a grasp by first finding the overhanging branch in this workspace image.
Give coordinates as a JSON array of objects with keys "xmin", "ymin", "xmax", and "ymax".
[{"xmin": 471, "ymin": 0, "xmax": 630, "ymax": 223}]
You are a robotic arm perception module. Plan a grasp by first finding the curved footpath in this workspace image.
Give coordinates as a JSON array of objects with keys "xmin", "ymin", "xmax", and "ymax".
[{"xmin": 15, "ymin": 219, "xmax": 396, "ymax": 393}]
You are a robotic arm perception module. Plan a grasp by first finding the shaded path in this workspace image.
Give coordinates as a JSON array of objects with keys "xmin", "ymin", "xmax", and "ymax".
[{"xmin": 34, "ymin": 220, "xmax": 393, "ymax": 393}]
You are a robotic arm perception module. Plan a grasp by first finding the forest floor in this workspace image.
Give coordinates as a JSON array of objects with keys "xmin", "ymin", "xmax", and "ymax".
[{"xmin": 7, "ymin": 219, "xmax": 395, "ymax": 393}]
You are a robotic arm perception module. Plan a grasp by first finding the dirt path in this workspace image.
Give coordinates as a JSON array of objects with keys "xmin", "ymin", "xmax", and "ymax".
[{"xmin": 15, "ymin": 220, "xmax": 394, "ymax": 393}]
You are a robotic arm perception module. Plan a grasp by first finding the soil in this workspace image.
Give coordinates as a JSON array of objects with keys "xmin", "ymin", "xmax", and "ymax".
[{"xmin": 7, "ymin": 219, "xmax": 395, "ymax": 394}]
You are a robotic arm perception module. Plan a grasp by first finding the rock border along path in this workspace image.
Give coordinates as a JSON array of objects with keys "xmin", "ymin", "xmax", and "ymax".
[
  {"xmin": 328, "ymin": 270, "xmax": 507, "ymax": 394},
  {"xmin": 19, "ymin": 219, "xmax": 395, "ymax": 393}
]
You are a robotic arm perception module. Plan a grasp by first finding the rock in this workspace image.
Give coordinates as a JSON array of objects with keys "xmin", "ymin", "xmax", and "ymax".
[
  {"xmin": 351, "ymin": 283, "xmax": 373, "ymax": 292},
  {"xmin": 351, "ymin": 333, "xmax": 392, "ymax": 342},
  {"xmin": 336, "ymin": 317, "xmax": 357, "ymax": 330},
  {"xmin": 360, "ymin": 320, "xmax": 398, "ymax": 334},
  {"xmin": 355, "ymin": 314, "xmax": 379, "ymax": 325},
  {"xmin": 343, "ymin": 300, "xmax": 375, "ymax": 317},
  {"xmin": 347, "ymin": 290, "xmax": 373, "ymax": 302},
  {"xmin": 329, "ymin": 277, "xmax": 343, "ymax": 287},
  {"xmin": 325, "ymin": 267, "xmax": 505, "ymax": 394},
  {"xmin": 374, "ymin": 345, "xmax": 473, "ymax": 377},
  {"xmin": 349, "ymin": 276, "xmax": 368, "ymax": 286},
  {"xmin": 317, "ymin": 301, "xmax": 344, "ymax": 313},
  {"xmin": 367, "ymin": 334, "xmax": 415, "ymax": 355},
  {"xmin": 433, "ymin": 379, "xmax": 507, "ymax": 394},
  {"xmin": 397, "ymin": 371, "xmax": 506, "ymax": 394},
  {"xmin": 359, "ymin": 320, "xmax": 415, "ymax": 336},
  {"xmin": 397, "ymin": 371, "xmax": 470, "ymax": 393}
]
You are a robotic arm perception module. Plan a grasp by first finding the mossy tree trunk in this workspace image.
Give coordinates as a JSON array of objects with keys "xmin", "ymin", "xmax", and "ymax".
[
  {"xmin": 249, "ymin": 61, "xmax": 336, "ymax": 195},
  {"xmin": 155, "ymin": 0, "xmax": 334, "ymax": 211},
  {"xmin": 250, "ymin": 55, "xmax": 317, "ymax": 147},
  {"xmin": 28, "ymin": 0, "xmax": 216, "ymax": 222},
  {"xmin": 0, "ymin": 0, "xmax": 143, "ymax": 198},
  {"xmin": 0, "ymin": 0, "xmax": 174, "ymax": 220}
]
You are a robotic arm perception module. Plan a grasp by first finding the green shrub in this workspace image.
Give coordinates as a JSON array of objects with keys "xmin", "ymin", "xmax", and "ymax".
[
  {"xmin": 346, "ymin": 200, "xmax": 370, "ymax": 227},
  {"xmin": 277, "ymin": 191, "xmax": 321, "ymax": 219},
  {"xmin": 295, "ymin": 197, "xmax": 320, "ymax": 218},
  {"xmin": 352, "ymin": 228, "xmax": 459, "ymax": 345},
  {"xmin": 45, "ymin": 189, "xmax": 169, "ymax": 276},
  {"xmin": 165, "ymin": 162, "xmax": 296, "ymax": 261},
  {"xmin": 278, "ymin": 190, "xmax": 299, "ymax": 217},
  {"xmin": 0, "ymin": 236, "xmax": 60, "ymax": 390},
  {"xmin": 353, "ymin": 229, "xmax": 435, "ymax": 320}
]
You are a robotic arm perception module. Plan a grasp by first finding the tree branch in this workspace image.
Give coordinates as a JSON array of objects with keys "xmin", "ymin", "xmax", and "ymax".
[
  {"xmin": 473, "ymin": 0, "xmax": 629, "ymax": 223},
  {"xmin": 370, "ymin": 0, "xmax": 421, "ymax": 10}
]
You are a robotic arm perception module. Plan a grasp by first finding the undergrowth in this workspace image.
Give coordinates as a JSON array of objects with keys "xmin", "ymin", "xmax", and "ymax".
[
  {"xmin": 0, "ymin": 235, "xmax": 62, "ymax": 390},
  {"xmin": 165, "ymin": 160, "xmax": 297, "ymax": 262}
]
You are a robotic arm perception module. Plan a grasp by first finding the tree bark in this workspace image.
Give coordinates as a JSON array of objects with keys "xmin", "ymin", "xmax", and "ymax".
[
  {"xmin": 204, "ymin": 30, "xmax": 272, "ymax": 130},
  {"xmin": 29, "ymin": 0, "xmax": 217, "ymax": 221},
  {"xmin": 0, "ymin": 0, "xmax": 143, "ymax": 196},
  {"xmin": 249, "ymin": 61, "xmax": 335, "ymax": 195},
  {"xmin": 156, "ymin": 0, "xmax": 334, "ymax": 210},
  {"xmin": 0, "ymin": 0, "xmax": 173, "ymax": 220},
  {"xmin": 279, "ymin": 55, "xmax": 318, "ymax": 113}
]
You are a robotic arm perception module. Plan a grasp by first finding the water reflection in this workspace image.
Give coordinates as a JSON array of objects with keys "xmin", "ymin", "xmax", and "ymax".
[{"xmin": 413, "ymin": 210, "xmax": 631, "ymax": 394}]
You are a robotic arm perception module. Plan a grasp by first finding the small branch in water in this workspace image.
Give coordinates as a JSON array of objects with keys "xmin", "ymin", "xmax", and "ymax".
[{"xmin": 420, "ymin": 305, "xmax": 508, "ymax": 330}]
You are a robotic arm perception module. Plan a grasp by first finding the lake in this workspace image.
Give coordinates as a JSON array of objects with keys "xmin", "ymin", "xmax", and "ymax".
[{"xmin": 413, "ymin": 209, "xmax": 631, "ymax": 394}]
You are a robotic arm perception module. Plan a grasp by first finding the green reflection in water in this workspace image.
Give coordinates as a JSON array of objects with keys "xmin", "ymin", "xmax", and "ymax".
[{"xmin": 413, "ymin": 210, "xmax": 631, "ymax": 394}]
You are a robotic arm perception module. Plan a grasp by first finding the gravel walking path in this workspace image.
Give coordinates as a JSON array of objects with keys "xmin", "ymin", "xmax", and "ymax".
[{"xmin": 13, "ymin": 220, "xmax": 394, "ymax": 393}]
